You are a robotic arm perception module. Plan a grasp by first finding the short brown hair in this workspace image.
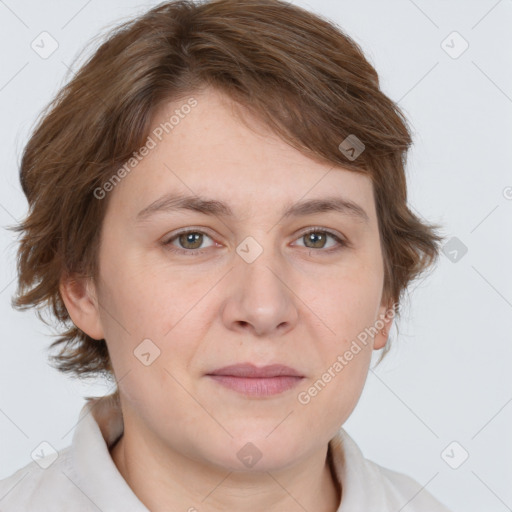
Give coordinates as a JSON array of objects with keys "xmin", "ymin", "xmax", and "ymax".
[{"xmin": 10, "ymin": 0, "xmax": 444, "ymax": 379}]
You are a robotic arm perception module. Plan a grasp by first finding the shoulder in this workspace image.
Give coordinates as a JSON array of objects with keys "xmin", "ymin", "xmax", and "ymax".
[
  {"xmin": 0, "ymin": 447, "xmax": 92, "ymax": 512},
  {"xmin": 368, "ymin": 459, "xmax": 452, "ymax": 512},
  {"xmin": 330, "ymin": 429, "xmax": 453, "ymax": 512}
]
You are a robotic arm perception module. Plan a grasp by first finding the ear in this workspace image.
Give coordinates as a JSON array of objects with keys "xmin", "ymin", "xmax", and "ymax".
[
  {"xmin": 59, "ymin": 272, "xmax": 105, "ymax": 340},
  {"xmin": 373, "ymin": 299, "xmax": 395, "ymax": 351}
]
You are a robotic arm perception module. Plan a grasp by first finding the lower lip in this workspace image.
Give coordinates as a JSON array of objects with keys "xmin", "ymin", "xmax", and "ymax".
[{"xmin": 207, "ymin": 375, "xmax": 304, "ymax": 397}]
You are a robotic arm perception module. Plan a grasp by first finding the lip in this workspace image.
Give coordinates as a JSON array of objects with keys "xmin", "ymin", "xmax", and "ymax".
[
  {"xmin": 206, "ymin": 363, "xmax": 304, "ymax": 397},
  {"xmin": 207, "ymin": 363, "xmax": 303, "ymax": 378}
]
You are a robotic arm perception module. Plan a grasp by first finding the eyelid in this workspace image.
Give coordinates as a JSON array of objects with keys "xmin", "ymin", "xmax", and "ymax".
[
  {"xmin": 295, "ymin": 226, "xmax": 346, "ymax": 242},
  {"xmin": 163, "ymin": 226, "xmax": 217, "ymax": 240}
]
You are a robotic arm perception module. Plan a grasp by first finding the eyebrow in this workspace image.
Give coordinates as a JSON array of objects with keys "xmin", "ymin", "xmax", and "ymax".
[{"xmin": 135, "ymin": 193, "xmax": 370, "ymax": 224}]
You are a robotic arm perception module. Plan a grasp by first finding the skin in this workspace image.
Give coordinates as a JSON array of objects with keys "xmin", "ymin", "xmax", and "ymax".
[{"xmin": 60, "ymin": 86, "xmax": 393, "ymax": 512}]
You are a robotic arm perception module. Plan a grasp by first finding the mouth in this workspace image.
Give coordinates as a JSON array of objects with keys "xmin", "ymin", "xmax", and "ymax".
[{"xmin": 206, "ymin": 363, "xmax": 305, "ymax": 397}]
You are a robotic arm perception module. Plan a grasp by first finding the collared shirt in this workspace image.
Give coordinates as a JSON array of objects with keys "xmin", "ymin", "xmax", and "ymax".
[{"xmin": 0, "ymin": 394, "xmax": 452, "ymax": 511}]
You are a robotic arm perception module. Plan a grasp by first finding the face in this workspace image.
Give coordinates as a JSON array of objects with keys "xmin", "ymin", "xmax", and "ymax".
[{"xmin": 62, "ymin": 87, "xmax": 393, "ymax": 472}]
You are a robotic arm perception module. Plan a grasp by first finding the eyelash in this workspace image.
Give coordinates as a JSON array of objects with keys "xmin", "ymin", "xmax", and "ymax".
[{"xmin": 162, "ymin": 227, "xmax": 347, "ymax": 256}]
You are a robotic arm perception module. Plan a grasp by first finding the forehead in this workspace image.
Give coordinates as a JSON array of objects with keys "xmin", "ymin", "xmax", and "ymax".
[{"xmin": 107, "ymin": 87, "xmax": 377, "ymax": 223}]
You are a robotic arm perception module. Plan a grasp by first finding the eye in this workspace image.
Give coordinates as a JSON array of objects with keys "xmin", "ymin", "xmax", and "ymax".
[
  {"xmin": 292, "ymin": 227, "xmax": 347, "ymax": 253},
  {"xmin": 162, "ymin": 226, "xmax": 347, "ymax": 256},
  {"xmin": 162, "ymin": 229, "xmax": 216, "ymax": 255}
]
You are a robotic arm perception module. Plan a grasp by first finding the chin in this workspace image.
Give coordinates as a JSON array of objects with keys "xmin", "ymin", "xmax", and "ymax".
[{"xmin": 207, "ymin": 430, "xmax": 307, "ymax": 472}]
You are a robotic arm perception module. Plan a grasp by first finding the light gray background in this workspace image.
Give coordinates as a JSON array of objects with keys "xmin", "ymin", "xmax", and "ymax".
[{"xmin": 1, "ymin": 1, "xmax": 511, "ymax": 511}]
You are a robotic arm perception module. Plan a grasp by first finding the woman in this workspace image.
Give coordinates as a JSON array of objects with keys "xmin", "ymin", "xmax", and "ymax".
[{"xmin": 1, "ymin": 0, "xmax": 451, "ymax": 510}]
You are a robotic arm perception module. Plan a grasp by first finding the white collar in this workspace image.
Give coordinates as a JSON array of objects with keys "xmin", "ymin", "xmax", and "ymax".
[{"xmin": 71, "ymin": 394, "xmax": 145, "ymax": 511}]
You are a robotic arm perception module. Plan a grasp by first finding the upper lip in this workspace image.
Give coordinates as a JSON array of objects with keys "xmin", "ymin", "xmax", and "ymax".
[{"xmin": 207, "ymin": 363, "xmax": 304, "ymax": 378}]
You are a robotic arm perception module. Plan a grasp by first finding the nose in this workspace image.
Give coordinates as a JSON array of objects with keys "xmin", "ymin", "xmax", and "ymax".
[{"xmin": 220, "ymin": 243, "xmax": 299, "ymax": 337}]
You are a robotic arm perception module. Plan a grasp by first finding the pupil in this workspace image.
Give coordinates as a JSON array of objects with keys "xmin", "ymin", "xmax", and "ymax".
[
  {"xmin": 308, "ymin": 232, "xmax": 324, "ymax": 248},
  {"xmin": 180, "ymin": 232, "xmax": 202, "ymax": 249}
]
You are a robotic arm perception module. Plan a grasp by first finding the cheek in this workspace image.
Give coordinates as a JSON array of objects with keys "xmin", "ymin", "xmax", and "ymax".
[
  {"xmin": 96, "ymin": 252, "xmax": 183, "ymax": 337},
  {"xmin": 296, "ymin": 338, "xmax": 373, "ymax": 436},
  {"xmin": 309, "ymin": 268, "xmax": 383, "ymax": 346},
  {"xmin": 294, "ymin": 266, "xmax": 381, "ymax": 421},
  {"xmin": 95, "ymin": 258, "xmax": 204, "ymax": 393}
]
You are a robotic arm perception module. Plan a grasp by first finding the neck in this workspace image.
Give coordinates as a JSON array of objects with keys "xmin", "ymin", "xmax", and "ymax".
[{"xmin": 110, "ymin": 419, "xmax": 341, "ymax": 512}]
